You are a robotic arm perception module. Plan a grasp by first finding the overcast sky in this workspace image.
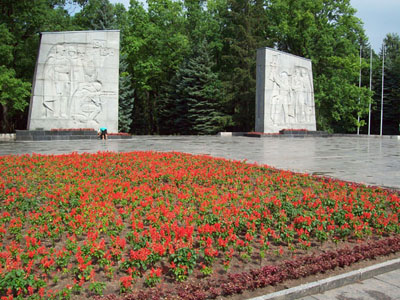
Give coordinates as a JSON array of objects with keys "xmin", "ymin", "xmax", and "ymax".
[
  {"xmin": 108, "ymin": 0, "xmax": 399, "ymax": 52},
  {"xmin": 351, "ymin": 0, "xmax": 400, "ymax": 51}
]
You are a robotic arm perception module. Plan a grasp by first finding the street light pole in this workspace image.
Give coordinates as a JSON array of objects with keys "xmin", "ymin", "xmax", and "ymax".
[
  {"xmin": 368, "ymin": 48, "xmax": 372, "ymax": 136},
  {"xmin": 357, "ymin": 46, "xmax": 362, "ymax": 135},
  {"xmin": 380, "ymin": 45, "xmax": 385, "ymax": 136}
]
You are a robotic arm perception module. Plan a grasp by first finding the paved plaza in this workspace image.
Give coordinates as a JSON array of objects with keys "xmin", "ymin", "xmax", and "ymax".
[
  {"xmin": 0, "ymin": 135, "xmax": 399, "ymax": 189},
  {"xmin": 299, "ymin": 268, "xmax": 400, "ymax": 300}
]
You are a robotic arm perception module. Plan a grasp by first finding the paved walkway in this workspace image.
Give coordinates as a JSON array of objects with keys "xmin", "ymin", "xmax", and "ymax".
[
  {"xmin": 300, "ymin": 268, "xmax": 400, "ymax": 300},
  {"xmin": 1, "ymin": 135, "xmax": 400, "ymax": 299},
  {"xmin": 0, "ymin": 135, "xmax": 399, "ymax": 189}
]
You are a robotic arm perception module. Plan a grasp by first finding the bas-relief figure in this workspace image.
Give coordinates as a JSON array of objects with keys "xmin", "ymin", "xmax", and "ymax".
[
  {"xmin": 255, "ymin": 48, "xmax": 316, "ymax": 133},
  {"xmin": 43, "ymin": 42, "xmax": 111, "ymax": 123},
  {"xmin": 28, "ymin": 31, "xmax": 119, "ymax": 132}
]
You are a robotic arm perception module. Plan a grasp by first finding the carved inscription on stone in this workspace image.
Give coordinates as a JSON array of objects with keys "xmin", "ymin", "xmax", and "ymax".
[
  {"xmin": 28, "ymin": 31, "xmax": 120, "ymax": 132},
  {"xmin": 255, "ymin": 48, "xmax": 316, "ymax": 133}
]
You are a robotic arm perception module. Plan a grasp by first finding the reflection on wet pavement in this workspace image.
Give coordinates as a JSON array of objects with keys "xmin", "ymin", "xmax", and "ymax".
[{"xmin": 0, "ymin": 136, "xmax": 399, "ymax": 189}]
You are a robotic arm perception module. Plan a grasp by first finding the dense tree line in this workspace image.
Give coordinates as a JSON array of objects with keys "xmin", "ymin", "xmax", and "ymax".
[
  {"xmin": 364, "ymin": 33, "xmax": 400, "ymax": 135},
  {"xmin": 0, "ymin": 0, "xmax": 398, "ymax": 134}
]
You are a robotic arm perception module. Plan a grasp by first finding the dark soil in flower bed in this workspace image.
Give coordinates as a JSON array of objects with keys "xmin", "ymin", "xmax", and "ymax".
[{"xmin": 1, "ymin": 151, "xmax": 399, "ymax": 300}]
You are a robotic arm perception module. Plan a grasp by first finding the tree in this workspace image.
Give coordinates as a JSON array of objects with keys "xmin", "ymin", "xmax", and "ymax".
[
  {"xmin": 0, "ymin": 0, "xmax": 77, "ymax": 132},
  {"xmin": 369, "ymin": 34, "xmax": 400, "ymax": 135},
  {"xmin": 186, "ymin": 44, "xmax": 227, "ymax": 134},
  {"xmin": 266, "ymin": 0, "xmax": 371, "ymax": 132},
  {"xmin": 118, "ymin": 54, "xmax": 135, "ymax": 133},
  {"xmin": 218, "ymin": 0, "xmax": 270, "ymax": 131},
  {"xmin": 124, "ymin": 0, "xmax": 189, "ymax": 134},
  {"xmin": 0, "ymin": 24, "xmax": 31, "ymax": 132},
  {"xmin": 159, "ymin": 42, "xmax": 227, "ymax": 134},
  {"xmin": 382, "ymin": 34, "xmax": 400, "ymax": 135},
  {"xmin": 0, "ymin": 67, "xmax": 31, "ymax": 132},
  {"xmin": 73, "ymin": 0, "xmax": 119, "ymax": 30}
]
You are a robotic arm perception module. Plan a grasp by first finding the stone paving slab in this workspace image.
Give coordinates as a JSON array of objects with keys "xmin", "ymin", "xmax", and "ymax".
[
  {"xmin": 0, "ymin": 135, "xmax": 399, "ymax": 189},
  {"xmin": 249, "ymin": 258, "xmax": 400, "ymax": 300},
  {"xmin": 375, "ymin": 268, "xmax": 400, "ymax": 287},
  {"xmin": 302, "ymin": 269, "xmax": 400, "ymax": 300}
]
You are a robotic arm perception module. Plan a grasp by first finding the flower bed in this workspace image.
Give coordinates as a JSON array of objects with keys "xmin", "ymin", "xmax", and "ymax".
[
  {"xmin": 279, "ymin": 129, "xmax": 309, "ymax": 134},
  {"xmin": 0, "ymin": 152, "xmax": 399, "ymax": 299},
  {"xmin": 50, "ymin": 128, "xmax": 95, "ymax": 131},
  {"xmin": 107, "ymin": 133, "xmax": 131, "ymax": 136}
]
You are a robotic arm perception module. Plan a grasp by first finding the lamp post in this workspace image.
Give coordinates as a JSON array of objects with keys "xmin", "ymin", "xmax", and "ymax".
[
  {"xmin": 357, "ymin": 46, "xmax": 362, "ymax": 135},
  {"xmin": 380, "ymin": 45, "xmax": 385, "ymax": 136},
  {"xmin": 368, "ymin": 48, "xmax": 372, "ymax": 135}
]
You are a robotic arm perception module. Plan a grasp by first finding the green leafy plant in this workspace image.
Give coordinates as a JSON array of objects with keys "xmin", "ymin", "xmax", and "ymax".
[
  {"xmin": 89, "ymin": 281, "xmax": 106, "ymax": 296},
  {"xmin": 170, "ymin": 248, "xmax": 197, "ymax": 281}
]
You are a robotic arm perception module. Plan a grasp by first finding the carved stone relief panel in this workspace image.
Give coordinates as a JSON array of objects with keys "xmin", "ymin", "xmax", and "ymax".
[
  {"xmin": 255, "ymin": 48, "xmax": 316, "ymax": 133},
  {"xmin": 28, "ymin": 31, "xmax": 120, "ymax": 132}
]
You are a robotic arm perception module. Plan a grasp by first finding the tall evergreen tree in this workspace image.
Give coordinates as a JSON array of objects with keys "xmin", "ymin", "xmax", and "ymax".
[
  {"xmin": 219, "ymin": 0, "xmax": 271, "ymax": 131},
  {"xmin": 124, "ymin": 0, "xmax": 189, "ymax": 134},
  {"xmin": 118, "ymin": 54, "xmax": 135, "ymax": 133},
  {"xmin": 159, "ymin": 42, "xmax": 226, "ymax": 134}
]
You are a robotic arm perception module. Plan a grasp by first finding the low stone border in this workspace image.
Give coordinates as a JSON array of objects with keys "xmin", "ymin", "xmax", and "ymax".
[
  {"xmin": 219, "ymin": 132, "xmax": 400, "ymax": 139},
  {"xmin": 248, "ymin": 257, "xmax": 400, "ymax": 300},
  {"xmin": 0, "ymin": 133, "xmax": 16, "ymax": 141},
  {"xmin": 334, "ymin": 134, "xmax": 400, "ymax": 140}
]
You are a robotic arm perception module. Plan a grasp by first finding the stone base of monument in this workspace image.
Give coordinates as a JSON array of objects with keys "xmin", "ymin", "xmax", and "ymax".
[
  {"xmin": 244, "ymin": 129, "xmax": 330, "ymax": 138},
  {"xmin": 16, "ymin": 130, "xmax": 132, "ymax": 141}
]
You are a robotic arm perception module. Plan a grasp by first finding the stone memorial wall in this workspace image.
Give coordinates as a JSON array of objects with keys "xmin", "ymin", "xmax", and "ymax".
[
  {"xmin": 27, "ymin": 30, "xmax": 120, "ymax": 132},
  {"xmin": 255, "ymin": 47, "xmax": 316, "ymax": 133}
]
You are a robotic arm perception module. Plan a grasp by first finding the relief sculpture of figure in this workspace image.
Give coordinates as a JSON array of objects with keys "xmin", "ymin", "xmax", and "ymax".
[
  {"xmin": 292, "ymin": 67, "xmax": 305, "ymax": 123},
  {"xmin": 269, "ymin": 57, "xmax": 282, "ymax": 124},
  {"xmin": 43, "ymin": 45, "xmax": 72, "ymax": 118},
  {"xmin": 70, "ymin": 81, "xmax": 103, "ymax": 125},
  {"xmin": 255, "ymin": 47, "xmax": 316, "ymax": 133},
  {"xmin": 292, "ymin": 66, "xmax": 312, "ymax": 123},
  {"xmin": 301, "ymin": 68, "xmax": 313, "ymax": 123},
  {"xmin": 40, "ymin": 40, "xmax": 114, "ymax": 126},
  {"xmin": 269, "ymin": 57, "xmax": 291, "ymax": 125},
  {"xmin": 69, "ymin": 46, "xmax": 104, "ymax": 125},
  {"xmin": 28, "ymin": 31, "xmax": 120, "ymax": 132},
  {"xmin": 42, "ymin": 43, "xmax": 106, "ymax": 124}
]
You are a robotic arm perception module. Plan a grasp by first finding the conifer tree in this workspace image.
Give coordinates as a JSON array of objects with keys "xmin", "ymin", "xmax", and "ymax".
[
  {"xmin": 159, "ymin": 42, "xmax": 226, "ymax": 134},
  {"xmin": 118, "ymin": 54, "xmax": 135, "ymax": 133},
  {"xmin": 219, "ymin": 0, "xmax": 270, "ymax": 131}
]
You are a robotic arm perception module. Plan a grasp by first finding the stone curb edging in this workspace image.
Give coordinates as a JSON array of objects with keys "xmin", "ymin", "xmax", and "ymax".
[
  {"xmin": 248, "ymin": 257, "xmax": 400, "ymax": 300},
  {"xmin": 0, "ymin": 134, "xmax": 16, "ymax": 140}
]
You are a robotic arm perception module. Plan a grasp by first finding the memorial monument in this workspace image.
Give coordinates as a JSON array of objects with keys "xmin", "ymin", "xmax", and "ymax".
[
  {"xmin": 27, "ymin": 30, "xmax": 120, "ymax": 132},
  {"xmin": 255, "ymin": 47, "xmax": 316, "ymax": 133}
]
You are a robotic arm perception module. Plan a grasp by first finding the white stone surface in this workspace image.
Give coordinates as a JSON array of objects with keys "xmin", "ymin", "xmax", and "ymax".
[
  {"xmin": 28, "ymin": 30, "xmax": 120, "ymax": 132},
  {"xmin": 255, "ymin": 48, "xmax": 316, "ymax": 133}
]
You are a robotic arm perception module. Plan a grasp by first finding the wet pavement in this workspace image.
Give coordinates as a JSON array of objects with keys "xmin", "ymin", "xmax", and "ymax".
[{"xmin": 0, "ymin": 135, "xmax": 399, "ymax": 189}]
